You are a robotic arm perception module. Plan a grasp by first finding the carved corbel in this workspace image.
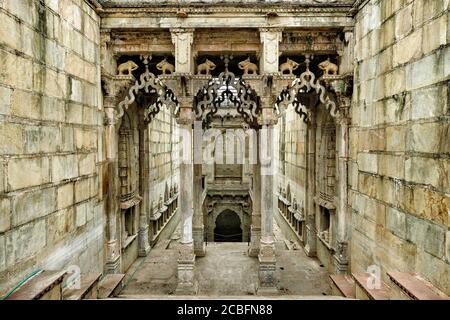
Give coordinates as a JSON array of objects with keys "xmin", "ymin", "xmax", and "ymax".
[{"xmin": 101, "ymin": 72, "xmax": 134, "ymax": 124}]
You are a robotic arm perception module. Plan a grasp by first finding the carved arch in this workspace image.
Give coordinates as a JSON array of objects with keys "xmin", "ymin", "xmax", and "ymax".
[
  {"xmin": 117, "ymin": 67, "xmax": 179, "ymax": 125},
  {"xmin": 275, "ymin": 62, "xmax": 339, "ymax": 123},
  {"xmin": 194, "ymin": 68, "xmax": 261, "ymax": 129}
]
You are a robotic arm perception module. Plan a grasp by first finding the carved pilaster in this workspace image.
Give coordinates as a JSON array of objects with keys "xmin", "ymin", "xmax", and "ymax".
[
  {"xmin": 171, "ymin": 28, "xmax": 194, "ymax": 74},
  {"xmin": 259, "ymin": 28, "xmax": 283, "ymax": 75}
]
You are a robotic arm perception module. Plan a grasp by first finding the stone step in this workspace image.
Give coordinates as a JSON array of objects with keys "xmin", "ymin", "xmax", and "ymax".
[
  {"xmin": 387, "ymin": 271, "xmax": 450, "ymax": 300},
  {"xmin": 62, "ymin": 272, "xmax": 102, "ymax": 300},
  {"xmin": 98, "ymin": 274, "xmax": 126, "ymax": 299},
  {"xmin": 329, "ymin": 274, "xmax": 356, "ymax": 299},
  {"xmin": 6, "ymin": 270, "xmax": 67, "ymax": 300},
  {"xmin": 352, "ymin": 273, "xmax": 391, "ymax": 300}
]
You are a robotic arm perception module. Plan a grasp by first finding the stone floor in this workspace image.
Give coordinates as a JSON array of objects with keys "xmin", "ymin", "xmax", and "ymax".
[{"xmin": 118, "ymin": 220, "xmax": 331, "ymax": 298}]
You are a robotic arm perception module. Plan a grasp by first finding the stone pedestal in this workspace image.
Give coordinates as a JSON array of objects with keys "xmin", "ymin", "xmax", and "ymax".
[
  {"xmin": 138, "ymin": 225, "xmax": 151, "ymax": 257},
  {"xmin": 304, "ymin": 221, "xmax": 317, "ymax": 257},
  {"xmin": 333, "ymin": 241, "xmax": 349, "ymax": 275},
  {"xmin": 175, "ymin": 244, "xmax": 198, "ymax": 295},
  {"xmin": 257, "ymin": 242, "xmax": 278, "ymax": 295},
  {"xmin": 248, "ymin": 225, "xmax": 261, "ymax": 257},
  {"xmin": 193, "ymin": 226, "xmax": 206, "ymax": 257},
  {"xmin": 105, "ymin": 240, "xmax": 121, "ymax": 274}
]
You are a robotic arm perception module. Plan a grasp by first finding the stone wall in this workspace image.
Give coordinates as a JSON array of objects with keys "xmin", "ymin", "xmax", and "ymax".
[
  {"xmin": 0, "ymin": 0, "xmax": 102, "ymax": 294},
  {"xmin": 148, "ymin": 107, "xmax": 179, "ymax": 225},
  {"xmin": 350, "ymin": 0, "xmax": 450, "ymax": 294},
  {"xmin": 275, "ymin": 108, "xmax": 307, "ymax": 215}
]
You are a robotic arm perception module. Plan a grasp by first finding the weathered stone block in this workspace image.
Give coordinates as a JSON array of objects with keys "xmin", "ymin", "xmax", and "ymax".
[
  {"xmin": 23, "ymin": 126, "xmax": 41, "ymax": 154},
  {"xmin": 406, "ymin": 51, "xmax": 444, "ymax": 90},
  {"xmin": 0, "ymin": 85, "xmax": 11, "ymax": 115},
  {"xmin": 412, "ymin": 187, "xmax": 450, "ymax": 226},
  {"xmin": 446, "ymin": 231, "xmax": 450, "ymax": 263},
  {"xmin": 424, "ymin": 222, "xmax": 446, "ymax": 258},
  {"xmin": 78, "ymin": 153, "xmax": 96, "ymax": 176},
  {"xmin": 11, "ymin": 90, "xmax": 42, "ymax": 119},
  {"xmin": 61, "ymin": 126, "xmax": 74, "ymax": 152},
  {"xmin": 8, "ymin": 157, "xmax": 50, "ymax": 190},
  {"xmin": 393, "ymin": 29, "xmax": 422, "ymax": 66},
  {"xmin": 12, "ymin": 187, "xmax": 56, "ymax": 227},
  {"xmin": 408, "ymin": 122, "xmax": 442, "ymax": 153},
  {"xmin": 386, "ymin": 126, "xmax": 405, "ymax": 151},
  {"xmin": 47, "ymin": 208, "xmax": 74, "ymax": 244},
  {"xmin": 395, "ymin": 4, "xmax": 413, "ymax": 40},
  {"xmin": 41, "ymin": 126, "xmax": 61, "ymax": 153},
  {"xmin": 422, "ymin": 15, "xmax": 447, "ymax": 55},
  {"xmin": 5, "ymin": 220, "xmax": 46, "ymax": 267},
  {"xmin": 75, "ymin": 178, "xmax": 90, "ymax": 203},
  {"xmin": 0, "ymin": 234, "xmax": 5, "ymax": 272},
  {"xmin": 386, "ymin": 207, "xmax": 406, "ymax": 239},
  {"xmin": 405, "ymin": 157, "xmax": 441, "ymax": 187},
  {"xmin": 411, "ymin": 84, "xmax": 447, "ymax": 119},
  {"xmin": 57, "ymin": 182, "xmax": 74, "ymax": 210},
  {"xmin": 52, "ymin": 154, "xmax": 78, "ymax": 182},
  {"xmin": 0, "ymin": 197, "xmax": 11, "ymax": 233},
  {"xmin": 357, "ymin": 153, "xmax": 378, "ymax": 174},
  {"xmin": 0, "ymin": 122, "xmax": 23, "ymax": 155},
  {"xmin": 75, "ymin": 202, "xmax": 87, "ymax": 227},
  {"xmin": 379, "ymin": 154, "xmax": 404, "ymax": 180}
]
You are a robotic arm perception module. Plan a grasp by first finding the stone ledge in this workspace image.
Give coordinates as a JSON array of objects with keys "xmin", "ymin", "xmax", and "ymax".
[
  {"xmin": 352, "ymin": 272, "xmax": 391, "ymax": 300},
  {"xmin": 387, "ymin": 271, "xmax": 450, "ymax": 300},
  {"xmin": 6, "ymin": 270, "xmax": 67, "ymax": 300},
  {"xmin": 98, "ymin": 274, "xmax": 125, "ymax": 299},
  {"xmin": 330, "ymin": 274, "xmax": 355, "ymax": 299},
  {"xmin": 63, "ymin": 272, "xmax": 102, "ymax": 300}
]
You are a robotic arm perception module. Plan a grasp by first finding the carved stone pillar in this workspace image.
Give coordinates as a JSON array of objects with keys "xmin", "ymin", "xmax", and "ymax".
[
  {"xmin": 333, "ymin": 92, "xmax": 352, "ymax": 275},
  {"xmin": 256, "ymin": 93, "xmax": 278, "ymax": 294},
  {"xmin": 175, "ymin": 98, "xmax": 198, "ymax": 295},
  {"xmin": 193, "ymin": 120, "xmax": 206, "ymax": 256},
  {"xmin": 102, "ymin": 74, "xmax": 134, "ymax": 274},
  {"xmin": 138, "ymin": 123, "xmax": 151, "ymax": 257},
  {"xmin": 304, "ymin": 121, "xmax": 317, "ymax": 257},
  {"xmin": 248, "ymin": 145, "xmax": 261, "ymax": 257}
]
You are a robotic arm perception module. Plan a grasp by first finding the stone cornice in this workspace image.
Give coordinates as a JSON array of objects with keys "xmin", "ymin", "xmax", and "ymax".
[{"xmin": 99, "ymin": 4, "xmax": 355, "ymax": 16}]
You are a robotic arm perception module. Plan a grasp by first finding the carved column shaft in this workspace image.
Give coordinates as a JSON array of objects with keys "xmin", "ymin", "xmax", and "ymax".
[
  {"xmin": 138, "ymin": 124, "xmax": 151, "ymax": 256},
  {"xmin": 104, "ymin": 97, "xmax": 121, "ymax": 274},
  {"xmin": 257, "ymin": 95, "xmax": 278, "ymax": 294},
  {"xmin": 248, "ymin": 143, "xmax": 261, "ymax": 257},
  {"xmin": 334, "ymin": 96, "xmax": 351, "ymax": 274},
  {"xmin": 175, "ymin": 95, "xmax": 198, "ymax": 294},
  {"xmin": 305, "ymin": 121, "xmax": 317, "ymax": 257}
]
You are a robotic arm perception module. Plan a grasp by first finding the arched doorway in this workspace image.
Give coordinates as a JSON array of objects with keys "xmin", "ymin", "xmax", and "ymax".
[{"xmin": 214, "ymin": 210, "xmax": 242, "ymax": 242}]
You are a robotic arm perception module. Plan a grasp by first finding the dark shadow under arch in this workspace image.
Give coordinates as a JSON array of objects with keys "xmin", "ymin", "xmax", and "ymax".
[{"xmin": 214, "ymin": 210, "xmax": 242, "ymax": 242}]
